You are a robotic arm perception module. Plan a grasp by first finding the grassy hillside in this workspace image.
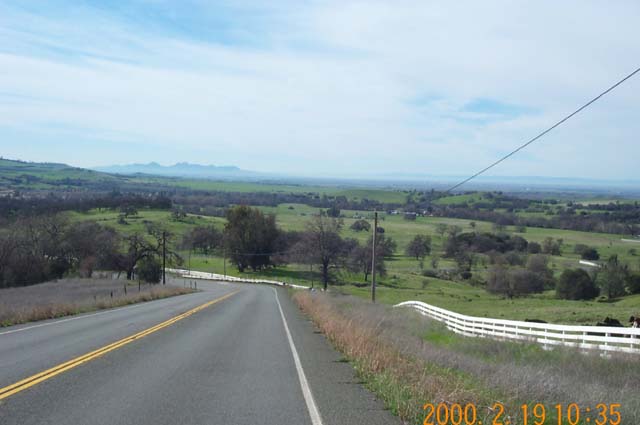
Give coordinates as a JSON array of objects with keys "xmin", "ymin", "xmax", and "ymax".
[
  {"xmin": 0, "ymin": 158, "xmax": 124, "ymax": 190},
  {"xmin": 0, "ymin": 158, "xmax": 407, "ymax": 203}
]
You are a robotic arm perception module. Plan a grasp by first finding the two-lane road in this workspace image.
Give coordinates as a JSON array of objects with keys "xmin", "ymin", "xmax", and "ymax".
[{"xmin": 0, "ymin": 281, "xmax": 401, "ymax": 425}]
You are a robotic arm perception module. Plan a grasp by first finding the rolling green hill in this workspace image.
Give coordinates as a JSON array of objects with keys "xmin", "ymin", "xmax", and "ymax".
[
  {"xmin": 0, "ymin": 158, "xmax": 407, "ymax": 203},
  {"xmin": 0, "ymin": 158, "xmax": 124, "ymax": 190}
]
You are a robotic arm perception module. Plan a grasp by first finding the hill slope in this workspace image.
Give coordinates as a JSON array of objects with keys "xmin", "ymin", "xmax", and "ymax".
[{"xmin": 0, "ymin": 158, "xmax": 124, "ymax": 191}]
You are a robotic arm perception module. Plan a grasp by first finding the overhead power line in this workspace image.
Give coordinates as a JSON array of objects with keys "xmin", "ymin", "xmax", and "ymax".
[{"xmin": 446, "ymin": 65, "xmax": 640, "ymax": 193}]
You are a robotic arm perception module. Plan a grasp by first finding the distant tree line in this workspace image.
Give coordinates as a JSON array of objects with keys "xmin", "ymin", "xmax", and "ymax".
[
  {"xmin": 404, "ymin": 191, "xmax": 640, "ymax": 235},
  {"xmin": 433, "ymin": 206, "xmax": 639, "ymax": 235},
  {"xmin": 0, "ymin": 193, "xmax": 172, "ymax": 218}
]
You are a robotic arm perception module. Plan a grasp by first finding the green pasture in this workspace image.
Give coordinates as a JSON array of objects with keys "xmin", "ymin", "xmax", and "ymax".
[
  {"xmin": 69, "ymin": 205, "xmax": 640, "ymax": 324},
  {"xmin": 134, "ymin": 178, "xmax": 407, "ymax": 203}
]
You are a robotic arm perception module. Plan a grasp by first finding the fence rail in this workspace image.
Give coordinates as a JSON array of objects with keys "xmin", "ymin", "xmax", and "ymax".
[
  {"xmin": 166, "ymin": 268, "xmax": 308, "ymax": 290},
  {"xmin": 395, "ymin": 300, "xmax": 640, "ymax": 355}
]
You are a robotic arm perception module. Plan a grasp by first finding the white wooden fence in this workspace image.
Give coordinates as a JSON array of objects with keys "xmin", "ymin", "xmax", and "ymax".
[
  {"xmin": 395, "ymin": 300, "xmax": 640, "ymax": 355},
  {"xmin": 166, "ymin": 268, "xmax": 308, "ymax": 290}
]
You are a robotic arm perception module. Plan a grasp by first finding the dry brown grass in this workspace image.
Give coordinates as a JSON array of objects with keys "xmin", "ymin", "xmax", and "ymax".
[
  {"xmin": 0, "ymin": 278, "xmax": 193, "ymax": 327},
  {"xmin": 294, "ymin": 291, "xmax": 640, "ymax": 425}
]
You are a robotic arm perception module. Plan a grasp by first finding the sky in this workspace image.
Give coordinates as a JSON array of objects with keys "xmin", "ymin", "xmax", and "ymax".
[{"xmin": 0, "ymin": 0, "xmax": 639, "ymax": 180}]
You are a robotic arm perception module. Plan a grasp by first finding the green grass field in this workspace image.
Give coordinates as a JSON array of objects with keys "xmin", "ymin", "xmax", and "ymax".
[
  {"xmin": 70, "ymin": 205, "xmax": 640, "ymax": 325},
  {"xmin": 432, "ymin": 193, "xmax": 483, "ymax": 205}
]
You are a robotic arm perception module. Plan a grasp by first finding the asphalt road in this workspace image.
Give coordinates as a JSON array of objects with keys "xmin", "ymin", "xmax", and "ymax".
[{"xmin": 0, "ymin": 280, "xmax": 401, "ymax": 425}]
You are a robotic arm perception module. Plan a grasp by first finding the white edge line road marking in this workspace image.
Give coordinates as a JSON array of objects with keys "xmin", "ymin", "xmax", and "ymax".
[
  {"xmin": 0, "ymin": 302, "xmax": 148, "ymax": 336},
  {"xmin": 273, "ymin": 287, "xmax": 324, "ymax": 425},
  {"xmin": 0, "ymin": 289, "xmax": 208, "ymax": 337}
]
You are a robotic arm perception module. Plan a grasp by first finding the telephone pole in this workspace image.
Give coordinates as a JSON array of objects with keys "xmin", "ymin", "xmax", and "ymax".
[
  {"xmin": 162, "ymin": 231, "xmax": 166, "ymax": 285},
  {"xmin": 371, "ymin": 210, "xmax": 378, "ymax": 303}
]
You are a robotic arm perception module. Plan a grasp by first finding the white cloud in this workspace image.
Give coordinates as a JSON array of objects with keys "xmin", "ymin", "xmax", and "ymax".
[{"xmin": 0, "ymin": 0, "xmax": 638, "ymax": 179}]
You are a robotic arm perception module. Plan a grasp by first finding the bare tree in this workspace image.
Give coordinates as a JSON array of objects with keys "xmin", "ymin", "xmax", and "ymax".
[
  {"xmin": 405, "ymin": 234, "xmax": 432, "ymax": 260},
  {"xmin": 298, "ymin": 215, "xmax": 347, "ymax": 290},
  {"xmin": 348, "ymin": 241, "xmax": 386, "ymax": 282}
]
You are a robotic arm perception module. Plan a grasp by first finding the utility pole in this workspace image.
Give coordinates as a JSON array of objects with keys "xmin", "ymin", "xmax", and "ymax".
[
  {"xmin": 371, "ymin": 210, "xmax": 378, "ymax": 303},
  {"xmin": 162, "ymin": 231, "xmax": 166, "ymax": 285}
]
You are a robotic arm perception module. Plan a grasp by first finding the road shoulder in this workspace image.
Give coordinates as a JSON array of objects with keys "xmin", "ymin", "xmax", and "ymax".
[{"xmin": 276, "ymin": 287, "xmax": 403, "ymax": 425}]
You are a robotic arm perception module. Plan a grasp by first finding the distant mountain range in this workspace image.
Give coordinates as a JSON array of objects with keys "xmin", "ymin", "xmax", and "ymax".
[
  {"xmin": 1, "ymin": 157, "xmax": 638, "ymax": 197},
  {"xmin": 94, "ymin": 162, "xmax": 261, "ymax": 179}
]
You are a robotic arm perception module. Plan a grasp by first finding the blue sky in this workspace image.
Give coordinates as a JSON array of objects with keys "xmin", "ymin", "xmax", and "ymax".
[{"xmin": 1, "ymin": 0, "xmax": 639, "ymax": 179}]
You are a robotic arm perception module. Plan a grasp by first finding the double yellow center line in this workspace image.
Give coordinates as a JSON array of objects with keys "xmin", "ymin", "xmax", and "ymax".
[{"xmin": 0, "ymin": 290, "xmax": 239, "ymax": 401}]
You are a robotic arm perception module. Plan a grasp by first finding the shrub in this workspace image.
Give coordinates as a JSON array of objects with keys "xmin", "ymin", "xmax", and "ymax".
[
  {"xmin": 487, "ymin": 266, "xmax": 544, "ymax": 297},
  {"xmin": 527, "ymin": 242, "xmax": 541, "ymax": 254},
  {"xmin": 460, "ymin": 271, "xmax": 472, "ymax": 280},
  {"xmin": 556, "ymin": 269, "xmax": 599, "ymax": 300},
  {"xmin": 422, "ymin": 269, "xmax": 438, "ymax": 278},
  {"xmin": 138, "ymin": 257, "xmax": 162, "ymax": 283},
  {"xmin": 597, "ymin": 255, "xmax": 628, "ymax": 299},
  {"xmin": 509, "ymin": 269, "xmax": 544, "ymax": 295},
  {"xmin": 581, "ymin": 248, "xmax": 600, "ymax": 261},
  {"xmin": 350, "ymin": 219, "xmax": 371, "ymax": 232},
  {"xmin": 626, "ymin": 274, "xmax": 640, "ymax": 294}
]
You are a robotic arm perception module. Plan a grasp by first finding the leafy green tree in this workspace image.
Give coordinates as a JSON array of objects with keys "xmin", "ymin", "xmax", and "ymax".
[
  {"xmin": 581, "ymin": 248, "xmax": 600, "ymax": 261},
  {"xmin": 527, "ymin": 242, "xmax": 541, "ymax": 254},
  {"xmin": 350, "ymin": 219, "xmax": 371, "ymax": 232},
  {"xmin": 556, "ymin": 269, "xmax": 599, "ymax": 300},
  {"xmin": 223, "ymin": 206, "xmax": 280, "ymax": 272},
  {"xmin": 597, "ymin": 255, "xmax": 629, "ymax": 299}
]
